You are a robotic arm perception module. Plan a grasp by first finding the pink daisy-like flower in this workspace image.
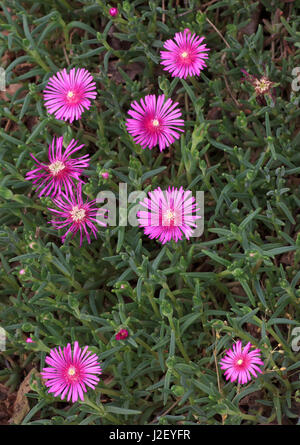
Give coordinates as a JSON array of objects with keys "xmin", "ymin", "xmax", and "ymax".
[
  {"xmin": 220, "ymin": 341, "xmax": 264, "ymax": 385},
  {"xmin": 48, "ymin": 183, "xmax": 106, "ymax": 246},
  {"xmin": 125, "ymin": 94, "xmax": 184, "ymax": 151},
  {"xmin": 41, "ymin": 341, "xmax": 102, "ymax": 403},
  {"xmin": 26, "ymin": 136, "xmax": 89, "ymax": 198},
  {"xmin": 43, "ymin": 68, "xmax": 97, "ymax": 123},
  {"xmin": 137, "ymin": 186, "xmax": 200, "ymax": 244},
  {"xmin": 160, "ymin": 30, "xmax": 210, "ymax": 79},
  {"xmin": 115, "ymin": 329, "xmax": 129, "ymax": 340}
]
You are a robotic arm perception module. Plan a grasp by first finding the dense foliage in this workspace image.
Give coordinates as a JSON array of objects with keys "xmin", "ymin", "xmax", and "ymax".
[{"xmin": 0, "ymin": 0, "xmax": 300, "ymax": 425}]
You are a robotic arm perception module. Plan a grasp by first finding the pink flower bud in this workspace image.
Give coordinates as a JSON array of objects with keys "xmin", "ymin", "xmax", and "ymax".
[
  {"xmin": 115, "ymin": 329, "xmax": 129, "ymax": 340},
  {"xmin": 102, "ymin": 172, "xmax": 109, "ymax": 179},
  {"xmin": 109, "ymin": 7, "xmax": 118, "ymax": 17}
]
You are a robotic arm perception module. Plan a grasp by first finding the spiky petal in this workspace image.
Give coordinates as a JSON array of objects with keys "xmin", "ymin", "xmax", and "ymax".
[
  {"xmin": 160, "ymin": 30, "xmax": 209, "ymax": 79},
  {"xmin": 125, "ymin": 94, "xmax": 184, "ymax": 151},
  {"xmin": 41, "ymin": 341, "xmax": 102, "ymax": 403},
  {"xmin": 26, "ymin": 136, "xmax": 89, "ymax": 198},
  {"xmin": 137, "ymin": 186, "xmax": 200, "ymax": 244},
  {"xmin": 220, "ymin": 340, "xmax": 264, "ymax": 385},
  {"xmin": 48, "ymin": 183, "xmax": 106, "ymax": 246},
  {"xmin": 43, "ymin": 68, "xmax": 97, "ymax": 123}
]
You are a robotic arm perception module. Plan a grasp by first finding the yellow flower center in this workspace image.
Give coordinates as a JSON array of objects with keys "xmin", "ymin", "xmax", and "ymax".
[
  {"xmin": 49, "ymin": 160, "xmax": 65, "ymax": 176},
  {"xmin": 68, "ymin": 366, "xmax": 76, "ymax": 376},
  {"xmin": 181, "ymin": 51, "xmax": 188, "ymax": 58},
  {"xmin": 152, "ymin": 119, "xmax": 160, "ymax": 127},
  {"xmin": 70, "ymin": 206, "xmax": 86, "ymax": 222},
  {"xmin": 254, "ymin": 77, "xmax": 272, "ymax": 94},
  {"xmin": 165, "ymin": 209, "xmax": 175, "ymax": 221},
  {"xmin": 66, "ymin": 90, "xmax": 79, "ymax": 104},
  {"xmin": 237, "ymin": 359, "xmax": 243, "ymax": 365}
]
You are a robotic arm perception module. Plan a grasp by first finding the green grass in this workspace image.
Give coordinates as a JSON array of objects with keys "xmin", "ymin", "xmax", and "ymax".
[{"xmin": 0, "ymin": 0, "xmax": 300, "ymax": 425}]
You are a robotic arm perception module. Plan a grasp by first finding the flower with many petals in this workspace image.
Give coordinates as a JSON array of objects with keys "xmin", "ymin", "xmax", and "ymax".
[
  {"xmin": 220, "ymin": 340, "xmax": 264, "ymax": 384},
  {"xmin": 126, "ymin": 94, "xmax": 184, "ymax": 151},
  {"xmin": 137, "ymin": 186, "xmax": 200, "ymax": 244},
  {"xmin": 160, "ymin": 30, "xmax": 209, "ymax": 79},
  {"xmin": 41, "ymin": 341, "xmax": 102, "ymax": 403},
  {"xmin": 26, "ymin": 136, "xmax": 89, "ymax": 197},
  {"xmin": 48, "ymin": 183, "xmax": 106, "ymax": 246},
  {"xmin": 43, "ymin": 68, "xmax": 97, "ymax": 123}
]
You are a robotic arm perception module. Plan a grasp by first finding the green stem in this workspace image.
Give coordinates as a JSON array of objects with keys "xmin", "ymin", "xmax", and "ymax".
[
  {"xmin": 135, "ymin": 337, "xmax": 159, "ymax": 361},
  {"xmin": 168, "ymin": 317, "xmax": 191, "ymax": 363},
  {"xmin": 29, "ymin": 50, "xmax": 51, "ymax": 72}
]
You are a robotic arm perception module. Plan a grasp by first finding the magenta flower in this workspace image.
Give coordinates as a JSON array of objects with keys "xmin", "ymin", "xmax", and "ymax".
[
  {"xmin": 26, "ymin": 136, "xmax": 89, "ymax": 198},
  {"xmin": 101, "ymin": 172, "xmax": 109, "ymax": 179},
  {"xmin": 160, "ymin": 30, "xmax": 209, "ymax": 79},
  {"xmin": 48, "ymin": 183, "xmax": 106, "ymax": 246},
  {"xmin": 137, "ymin": 186, "xmax": 200, "ymax": 244},
  {"xmin": 125, "ymin": 94, "xmax": 184, "ymax": 151},
  {"xmin": 109, "ymin": 7, "xmax": 118, "ymax": 16},
  {"xmin": 115, "ymin": 329, "xmax": 129, "ymax": 340},
  {"xmin": 43, "ymin": 68, "xmax": 97, "ymax": 123},
  {"xmin": 220, "ymin": 341, "xmax": 264, "ymax": 385},
  {"xmin": 26, "ymin": 338, "xmax": 34, "ymax": 343},
  {"xmin": 41, "ymin": 341, "xmax": 102, "ymax": 403}
]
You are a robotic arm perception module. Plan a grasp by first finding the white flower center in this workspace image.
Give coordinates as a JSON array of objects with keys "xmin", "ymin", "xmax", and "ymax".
[
  {"xmin": 181, "ymin": 51, "xmax": 188, "ymax": 58},
  {"xmin": 152, "ymin": 119, "xmax": 160, "ymax": 127},
  {"xmin": 70, "ymin": 206, "xmax": 86, "ymax": 222},
  {"xmin": 67, "ymin": 90, "xmax": 75, "ymax": 98},
  {"xmin": 49, "ymin": 160, "xmax": 65, "ymax": 176},
  {"xmin": 237, "ymin": 359, "xmax": 243, "ymax": 365}
]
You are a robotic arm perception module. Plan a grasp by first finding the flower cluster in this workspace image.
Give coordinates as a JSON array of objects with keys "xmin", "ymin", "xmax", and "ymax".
[
  {"xmin": 25, "ymin": 30, "xmax": 210, "ymax": 245},
  {"xmin": 25, "ymin": 26, "xmax": 268, "ymax": 405},
  {"xmin": 39, "ymin": 338, "xmax": 264, "ymax": 404},
  {"xmin": 25, "ymin": 67, "xmax": 108, "ymax": 245}
]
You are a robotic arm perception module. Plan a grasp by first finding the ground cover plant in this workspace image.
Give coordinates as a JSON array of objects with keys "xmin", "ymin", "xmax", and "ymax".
[{"xmin": 0, "ymin": 0, "xmax": 300, "ymax": 426}]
